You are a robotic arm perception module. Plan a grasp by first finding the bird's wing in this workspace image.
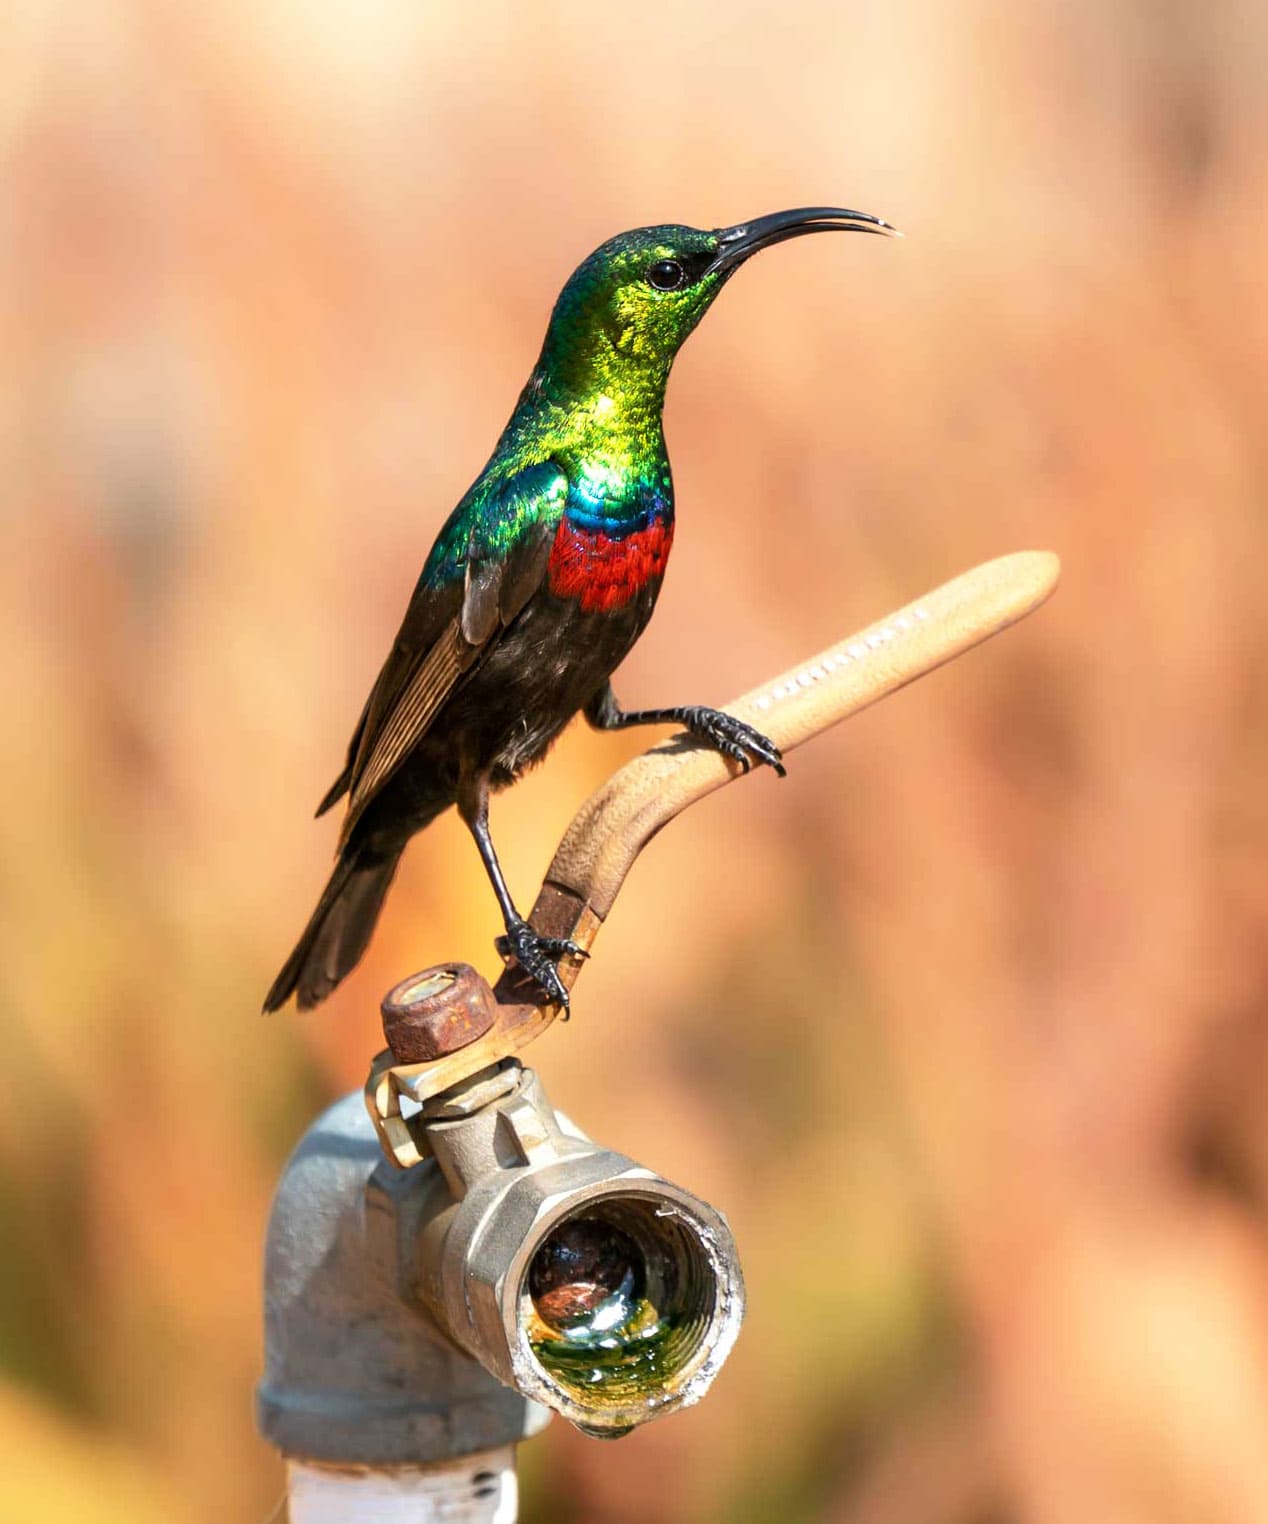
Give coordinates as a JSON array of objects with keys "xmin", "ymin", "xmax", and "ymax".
[
  {"xmin": 313, "ymin": 591, "xmax": 460, "ymax": 820},
  {"xmin": 332, "ymin": 461, "xmax": 567, "ymax": 843},
  {"xmin": 315, "ymin": 687, "xmax": 375, "ymax": 816}
]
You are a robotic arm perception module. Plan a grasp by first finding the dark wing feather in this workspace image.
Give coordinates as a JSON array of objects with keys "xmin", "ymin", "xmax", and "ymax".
[
  {"xmin": 496, "ymin": 507, "xmax": 558, "ymax": 624},
  {"xmin": 461, "ymin": 555, "xmax": 504, "ymax": 645},
  {"xmin": 337, "ymin": 620, "xmax": 468, "ymax": 845},
  {"xmin": 315, "ymin": 688, "xmax": 373, "ymax": 816},
  {"xmin": 332, "ymin": 462, "xmax": 567, "ymax": 843},
  {"xmin": 314, "ymin": 580, "xmax": 461, "ymax": 818}
]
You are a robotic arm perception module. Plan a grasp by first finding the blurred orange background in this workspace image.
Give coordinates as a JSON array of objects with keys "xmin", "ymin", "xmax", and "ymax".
[{"xmin": 4, "ymin": 1, "xmax": 1268, "ymax": 1520}]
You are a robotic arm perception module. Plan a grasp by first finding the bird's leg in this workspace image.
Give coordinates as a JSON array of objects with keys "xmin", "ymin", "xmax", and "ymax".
[
  {"xmin": 455, "ymin": 769, "xmax": 585, "ymax": 1008},
  {"xmin": 584, "ymin": 681, "xmax": 786, "ymax": 777}
]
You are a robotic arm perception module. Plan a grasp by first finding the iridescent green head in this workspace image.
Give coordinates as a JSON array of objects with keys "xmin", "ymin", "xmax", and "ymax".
[{"xmin": 536, "ymin": 207, "xmax": 897, "ymax": 403}]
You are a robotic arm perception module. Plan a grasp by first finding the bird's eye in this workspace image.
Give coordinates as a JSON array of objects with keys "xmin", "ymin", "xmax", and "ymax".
[{"xmin": 646, "ymin": 259, "xmax": 686, "ymax": 291}]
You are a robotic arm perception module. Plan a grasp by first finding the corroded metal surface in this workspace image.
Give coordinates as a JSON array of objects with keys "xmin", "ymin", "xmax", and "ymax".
[{"xmin": 382, "ymin": 963, "xmax": 498, "ymax": 1063}]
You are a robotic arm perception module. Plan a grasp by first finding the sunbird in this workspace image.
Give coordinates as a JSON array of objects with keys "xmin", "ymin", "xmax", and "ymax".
[{"xmin": 265, "ymin": 207, "xmax": 896, "ymax": 1012}]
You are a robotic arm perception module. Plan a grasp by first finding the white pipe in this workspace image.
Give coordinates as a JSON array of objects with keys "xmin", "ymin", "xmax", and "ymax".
[{"xmin": 285, "ymin": 1446, "xmax": 518, "ymax": 1523}]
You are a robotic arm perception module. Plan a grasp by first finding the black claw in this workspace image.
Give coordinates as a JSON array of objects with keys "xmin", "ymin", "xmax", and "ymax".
[
  {"xmin": 495, "ymin": 920, "xmax": 584, "ymax": 1007},
  {"xmin": 681, "ymin": 706, "xmax": 786, "ymax": 778}
]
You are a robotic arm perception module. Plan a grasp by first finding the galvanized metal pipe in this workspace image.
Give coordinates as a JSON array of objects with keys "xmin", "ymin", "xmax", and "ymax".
[
  {"xmin": 285, "ymin": 1448, "xmax": 517, "ymax": 1523},
  {"xmin": 256, "ymin": 1091, "xmax": 547, "ymax": 1471}
]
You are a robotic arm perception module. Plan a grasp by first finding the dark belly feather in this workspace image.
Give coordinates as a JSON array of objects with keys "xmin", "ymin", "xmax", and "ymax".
[{"xmin": 351, "ymin": 579, "xmax": 660, "ymax": 854}]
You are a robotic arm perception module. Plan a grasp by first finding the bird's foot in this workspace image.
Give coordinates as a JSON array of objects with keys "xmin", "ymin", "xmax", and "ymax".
[
  {"xmin": 495, "ymin": 918, "xmax": 587, "ymax": 1009},
  {"xmin": 677, "ymin": 706, "xmax": 787, "ymax": 777}
]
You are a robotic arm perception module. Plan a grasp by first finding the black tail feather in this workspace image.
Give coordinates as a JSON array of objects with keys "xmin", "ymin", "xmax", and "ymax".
[{"xmin": 263, "ymin": 849, "xmax": 402, "ymax": 1012}]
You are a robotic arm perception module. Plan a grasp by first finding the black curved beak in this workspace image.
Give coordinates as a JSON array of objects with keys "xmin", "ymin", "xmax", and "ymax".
[{"xmin": 707, "ymin": 206, "xmax": 899, "ymax": 277}]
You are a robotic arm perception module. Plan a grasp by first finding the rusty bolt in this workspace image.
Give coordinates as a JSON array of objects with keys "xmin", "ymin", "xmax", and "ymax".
[{"xmin": 381, "ymin": 963, "xmax": 497, "ymax": 1064}]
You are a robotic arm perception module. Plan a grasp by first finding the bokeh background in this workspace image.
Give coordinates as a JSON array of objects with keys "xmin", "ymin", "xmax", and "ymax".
[{"xmin": 5, "ymin": 1, "xmax": 1268, "ymax": 1519}]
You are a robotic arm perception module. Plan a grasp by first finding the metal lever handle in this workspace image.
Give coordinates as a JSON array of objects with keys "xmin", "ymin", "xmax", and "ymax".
[
  {"xmin": 367, "ymin": 550, "xmax": 1060, "ymax": 1164},
  {"xmin": 547, "ymin": 548, "xmax": 1059, "ymax": 916}
]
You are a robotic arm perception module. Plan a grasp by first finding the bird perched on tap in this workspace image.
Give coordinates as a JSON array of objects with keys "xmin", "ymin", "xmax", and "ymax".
[{"xmin": 265, "ymin": 206, "xmax": 897, "ymax": 1014}]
